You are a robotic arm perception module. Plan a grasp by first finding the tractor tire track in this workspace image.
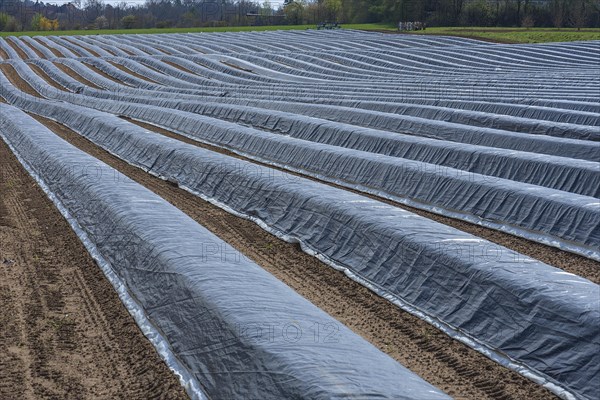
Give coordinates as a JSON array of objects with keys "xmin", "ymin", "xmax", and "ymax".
[{"xmin": 0, "ymin": 129, "xmax": 188, "ymax": 400}]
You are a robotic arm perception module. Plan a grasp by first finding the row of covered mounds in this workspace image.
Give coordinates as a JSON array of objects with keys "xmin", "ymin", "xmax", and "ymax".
[
  {"xmin": 1, "ymin": 70, "xmax": 597, "ymax": 399},
  {"xmin": 9, "ymin": 56, "xmax": 599, "ymax": 260},
  {"xmin": 0, "ymin": 102, "xmax": 451, "ymax": 400},
  {"xmin": 0, "ymin": 30, "xmax": 485, "ymax": 61}
]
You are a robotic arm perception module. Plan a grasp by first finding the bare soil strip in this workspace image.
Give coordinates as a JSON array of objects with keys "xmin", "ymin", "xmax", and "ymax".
[
  {"xmin": 53, "ymin": 62, "xmax": 104, "ymax": 90},
  {"xmin": 33, "ymin": 38, "xmax": 64, "ymax": 58},
  {"xmin": 62, "ymin": 37, "xmax": 100, "ymax": 58},
  {"xmin": 20, "ymin": 40, "xmax": 46, "ymax": 59},
  {"xmin": 0, "ymin": 138, "xmax": 189, "ymax": 400},
  {"xmin": 157, "ymin": 48, "xmax": 172, "ymax": 56},
  {"xmin": 28, "ymin": 63, "xmax": 68, "ymax": 91},
  {"xmin": 97, "ymin": 46, "xmax": 118, "ymax": 56},
  {"xmin": 138, "ymin": 59, "xmax": 170, "ymax": 74},
  {"xmin": 82, "ymin": 61, "xmax": 129, "ymax": 85},
  {"xmin": 108, "ymin": 60, "xmax": 159, "ymax": 84},
  {"xmin": 116, "ymin": 46, "xmax": 136, "ymax": 56},
  {"xmin": 163, "ymin": 60, "xmax": 199, "ymax": 75},
  {"xmin": 0, "ymin": 46, "xmax": 8, "ymax": 60},
  {"xmin": 29, "ymin": 113, "xmax": 556, "ymax": 400},
  {"xmin": 127, "ymin": 118, "xmax": 600, "ymax": 284},
  {"xmin": 5, "ymin": 38, "xmax": 28, "ymax": 59},
  {"xmin": 57, "ymin": 43, "xmax": 84, "ymax": 58},
  {"xmin": 0, "ymin": 64, "xmax": 40, "ymax": 97}
]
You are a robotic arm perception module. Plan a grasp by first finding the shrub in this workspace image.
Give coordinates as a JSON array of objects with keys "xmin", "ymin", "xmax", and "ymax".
[
  {"xmin": 121, "ymin": 15, "xmax": 136, "ymax": 29},
  {"xmin": 30, "ymin": 13, "xmax": 60, "ymax": 31}
]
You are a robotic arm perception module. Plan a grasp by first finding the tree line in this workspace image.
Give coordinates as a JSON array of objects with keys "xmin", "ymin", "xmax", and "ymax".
[{"xmin": 0, "ymin": 0, "xmax": 598, "ymax": 32}]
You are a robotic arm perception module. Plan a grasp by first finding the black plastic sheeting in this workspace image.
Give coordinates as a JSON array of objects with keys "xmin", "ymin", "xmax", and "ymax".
[
  {"xmin": 65, "ymin": 91, "xmax": 600, "ymax": 196},
  {"xmin": 61, "ymin": 92, "xmax": 600, "ymax": 254},
  {"xmin": 5, "ymin": 61, "xmax": 599, "ymax": 261},
  {"xmin": 19, "ymin": 59, "xmax": 597, "ymax": 197},
  {"xmin": 205, "ymin": 97, "xmax": 600, "ymax": 161},
  {"xmin": 0, "ymin": 103, "xmax": 451, "ymax": 400},
  {"xmin": 1, "ymin": 31, "xmax": 599, "ymax": 399},
  {"xmin": 1, "ymin": 77, "xmax": 598, "ymax": 399}
]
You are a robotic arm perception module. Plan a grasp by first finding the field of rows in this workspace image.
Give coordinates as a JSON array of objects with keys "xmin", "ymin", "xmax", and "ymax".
[{"xmin": 0, "ymin": 30, "xmax": 598, "ymax": 400}]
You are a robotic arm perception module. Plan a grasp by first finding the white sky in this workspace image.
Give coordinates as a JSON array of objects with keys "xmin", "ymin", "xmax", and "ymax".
[{"xmin": 42, "ymin": 0, "xmax": 286, "ymax": 7}]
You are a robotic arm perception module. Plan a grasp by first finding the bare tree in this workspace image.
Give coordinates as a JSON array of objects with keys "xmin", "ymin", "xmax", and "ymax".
[
  {"xmin": 521, "ymin": 13, "xmax": 534, "ymax": 29},
  {"xmin": 552, "ymin": 0, "xmax": 566, "ymax": 28},
  {"xmin": 571, "ymin": 0, "xmax": 588, "ymax": 30},
  {"xmin": 84, "ymin": 0, "xmax": 104, "ymax": 24},
  {"xmin": 452, "ymin": 0, "xmax": 464, "ymax": 23},
  {"xmin": 95, "ymin": 14, "xmax": 107, "ymax": 28}
]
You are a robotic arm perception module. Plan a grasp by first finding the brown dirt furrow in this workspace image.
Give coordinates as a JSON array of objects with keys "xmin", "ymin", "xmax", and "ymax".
[
  {"xmin": 97, "ymin": 46, "xmax": 117, "ymax": 56},
  {"xmin": 163, "ymin": 60, "xmax": 199, "ymax": 75},
  {"xmin": 114, "ymin": 46, "xmax": 136, "ymax": 56},
  {"xmin": 0, "ymin": 138, "xmax": 189, "ymax": 400},
  {"xmin": 20, "ymin": 40, "xmax": 46, "ymax": 59},
  {"xmin": 30, "ymin": 114, "xmax": 557, "ymax": 400},
  {"xmin": 0, "ymin": 45, "xmax": 8, "ymax": 60},
  {"xmin": 0, "ymin": 64, "xmax": 43, "ymax": 97},
  {"xmin": 62, "ymin": 37, "xmax": 100, "ymax": 57},
  {"xmin": 33, "ymin": 38, "xmax": 64, "ymax": 58},
  {"xmin": 5, "ymin": 38, "xmax": 29, "ymax": 60},
  {"xmin": 82, "ymin": 61, "xmax": 130, "ymax": 85},
  {"xmin": 140, "ymin": 59, "xmax": 173, "ymax": 74},
  {"xmin": 108, "ymin": 60, "xmax": 159, "ymax": 84},
  {"xmin": 53, "ymin": 39, "xmax": 84, "ymax": 57},
  {"xmin": 27, "ymin": 63, "xmax": 68, "ymax": 91},
  {"xmin": 156, "ymin": 47, "xmax": 172, "ymax": 55},
  {"xmin": 125, "ymin": 118, "xmax": 600, "ymax": 284},
  {"xmin": 53, "ymin": 62, "xmax": 104, "ymax": 89}
]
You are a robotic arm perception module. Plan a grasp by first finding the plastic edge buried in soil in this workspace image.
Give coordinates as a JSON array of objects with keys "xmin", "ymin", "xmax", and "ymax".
[
  {"xmin": 0, "ymin": 132, "xmax": 208, "ymax": 400},
  {"xmin": 171, "ymin": 178, "xmax": 582, "ymax": 400}
]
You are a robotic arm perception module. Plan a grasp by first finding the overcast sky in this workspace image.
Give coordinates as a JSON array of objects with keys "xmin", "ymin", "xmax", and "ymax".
[{"xmin": 42, "ymin": 0, "xmax": 286, "ymax": 7}]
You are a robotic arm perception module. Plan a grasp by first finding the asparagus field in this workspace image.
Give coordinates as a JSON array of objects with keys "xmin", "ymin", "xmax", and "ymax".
[{"xmin": 0, "ymin": 30, "xmax": 598, "ymax": 400}]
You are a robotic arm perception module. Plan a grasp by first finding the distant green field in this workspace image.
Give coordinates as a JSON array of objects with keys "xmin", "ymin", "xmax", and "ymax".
[
  {"xmin": 1, "ymin": 23, "xmax": 599, "ymax": 43},
  {"xmin": 412, "ymin": 27, "xmax": 600, "ymax": 43},
  {"xmin": 344, "ymin": 23, "xmax": 600, "ymax": 43},
  {"xmin": 345, "ymin": 23, "xmax": 600, "ymax": 43}
]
